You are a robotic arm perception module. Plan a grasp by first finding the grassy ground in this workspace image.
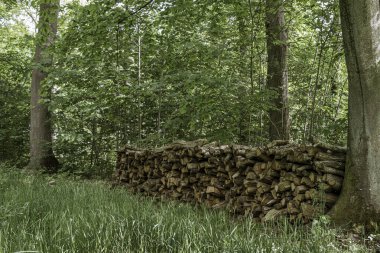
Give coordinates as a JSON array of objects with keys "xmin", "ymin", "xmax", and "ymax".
[{"xmin": 0, "ymin": 165, "xmax": 375, "ymax": 253}]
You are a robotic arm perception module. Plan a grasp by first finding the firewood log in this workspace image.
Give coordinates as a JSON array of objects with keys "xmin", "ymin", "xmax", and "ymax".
[{"xmin": 116, "ymin": 140, "xmax": 346, "ymax": 224}]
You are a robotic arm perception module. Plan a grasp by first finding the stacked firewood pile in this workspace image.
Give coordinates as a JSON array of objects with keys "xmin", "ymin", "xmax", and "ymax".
[{"xmin": 114, "ymin": 140, "xmax": 346, "ymax": 223}]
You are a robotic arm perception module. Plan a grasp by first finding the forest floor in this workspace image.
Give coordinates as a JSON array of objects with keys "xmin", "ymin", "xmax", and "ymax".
[{"xmin": 0, "ymin": 165, "xmax": 377, "ymax": 253}]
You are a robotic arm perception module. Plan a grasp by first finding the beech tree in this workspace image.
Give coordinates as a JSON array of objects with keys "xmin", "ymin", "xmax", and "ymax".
[
  {"xmin": 29, "ymin": 0, "xmax": 59, "ymax": 170},
  {"xmin": 265, "ymin": 0, "xmax": 289, "ymax": 141},
  {"xmin": 330, "ymin": 0, "xmax": 380, "ymax": 224}
]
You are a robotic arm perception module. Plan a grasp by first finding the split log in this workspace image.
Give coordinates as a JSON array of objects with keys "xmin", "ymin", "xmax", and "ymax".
[{"xmin": 115, "ymin": 140, "xmax": 346, "ymax": 224}]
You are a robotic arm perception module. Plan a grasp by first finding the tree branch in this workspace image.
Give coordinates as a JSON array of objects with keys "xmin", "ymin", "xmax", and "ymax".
[
  {"xmin": 118, "ymin": 0, "xmax": 154, "ymax": 24},
  {"xmin": 130, "ymin": 0, "xmax": 154, "ymax": 16}
]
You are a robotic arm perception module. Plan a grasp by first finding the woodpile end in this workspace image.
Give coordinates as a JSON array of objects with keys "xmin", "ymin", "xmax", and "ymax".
[{"xmin": 114, "ymin": 140, "xmax": 346, "ymax": 223}]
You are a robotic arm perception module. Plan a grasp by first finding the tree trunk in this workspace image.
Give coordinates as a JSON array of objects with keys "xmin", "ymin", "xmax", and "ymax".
[
  {"xmin": 29, "ymin": 0, "xmax": 59, "ymax": 171},
  {"xmin": 329, "ymin": 0, "xmax": 380, "ymax": 225},
  {"xmin": 265, "ymin": 0, "xmax": 289, "ymax": 141}
]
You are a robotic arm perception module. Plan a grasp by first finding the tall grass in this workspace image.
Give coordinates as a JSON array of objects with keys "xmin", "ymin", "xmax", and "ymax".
[{"xmin": 0, "ymin": 166, "xmax": 372, "ymax": 253}]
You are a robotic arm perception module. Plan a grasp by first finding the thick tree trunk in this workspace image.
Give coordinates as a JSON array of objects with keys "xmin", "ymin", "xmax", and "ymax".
[
  {"xmin": 29, "ymin": 0, "xmax": 59, "ymax": 171},
  {"xmin": 265, "ymin": 0, "xmax": 289, "ymax": 141},
  {"xmin": 329, "ymin": 0, "xmax": 380, "ymax": 224}
]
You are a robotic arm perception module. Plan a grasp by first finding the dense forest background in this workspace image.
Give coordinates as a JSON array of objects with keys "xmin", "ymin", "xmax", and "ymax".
[{"xmin": 0, "ymin": 0, "xmax": 348, "ymax": 176}]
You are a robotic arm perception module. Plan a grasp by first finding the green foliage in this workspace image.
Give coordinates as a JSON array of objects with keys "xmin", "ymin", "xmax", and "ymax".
[
  {"xmin": 287, "ymin": 0, "xmax": 347, "ymax": 144},
  {"xmin": 0, "ymin": 168, "xmax": 372, "ymax": 252},
  {"xmin": 0, "ymin": 0, "xmax": 348, "ymax": 172},
  {"xmin": 0, "ymin": 3, "xmax": 33, "ymax": 165}
]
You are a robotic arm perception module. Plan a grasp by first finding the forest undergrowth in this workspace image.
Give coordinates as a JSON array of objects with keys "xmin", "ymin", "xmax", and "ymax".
[{"xmin": 0, "ymin": 164, "xmax": 376, "ymax": 253}]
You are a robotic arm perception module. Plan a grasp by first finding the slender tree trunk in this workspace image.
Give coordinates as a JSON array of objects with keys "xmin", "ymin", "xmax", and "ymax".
[
  {"xmin": 157, "ymin": 71, "xmax": 164, "ymax": 139},
  {"xmin": 302, "ymin": 39, "xmax": 319, "ymax": 141},
  {"xmin": 248, "ymin": 0, "xmax": 256, "ymax": 145},
  {"xmin": 258, "ymin": 49, "xmax": 265, "ymax": 145},
  {"xmin": 330, "ymin": 0, "xmax": 380, "ymax": 225},
  {"xmin": 265, "ymin": 0, "xmax": 289, "ymax": 141},
  {"xmin": 137, "ymin": 22, "xmax": 143, "ymax": 142},
  {"xmin": 29, "ymin": 0, "xmax": 59, "ymax": 171},
  {"xmin": 308, "ymin": 36, "xmax": 325, "ymax": 141}
]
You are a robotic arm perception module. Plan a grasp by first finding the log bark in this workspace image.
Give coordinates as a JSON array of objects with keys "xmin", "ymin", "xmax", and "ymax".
[{"xmin": 115, "ymin": 140, "xmax": 346, "ymax": 223}]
